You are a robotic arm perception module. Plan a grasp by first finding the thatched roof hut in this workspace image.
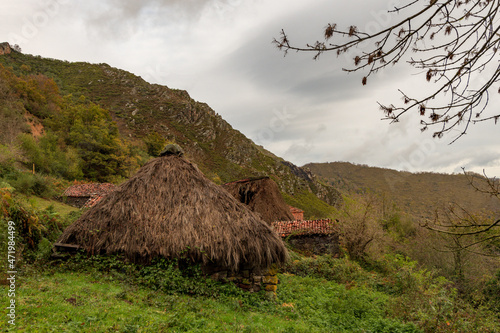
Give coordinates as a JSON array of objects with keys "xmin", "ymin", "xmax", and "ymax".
[
  {"xmin": 222, "ymin": 177, "xmax": 294, "ymax": 224},
  {"xmin": 57, "ymin": 151, "xmax": 288, "ymax": 272}
]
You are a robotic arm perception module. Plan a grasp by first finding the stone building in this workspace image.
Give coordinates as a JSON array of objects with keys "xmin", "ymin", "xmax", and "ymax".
[{"xmin": 62, "ymin": 183, "xmax": 117, "ymax": 208}]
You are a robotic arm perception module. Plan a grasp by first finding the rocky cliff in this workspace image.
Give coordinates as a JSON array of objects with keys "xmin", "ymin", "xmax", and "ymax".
[{"xmin": 0, "ymin": 42, "xmax": 11, "ymax": 55}]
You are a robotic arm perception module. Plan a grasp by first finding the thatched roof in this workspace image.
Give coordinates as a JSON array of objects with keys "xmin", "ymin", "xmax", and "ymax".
[
  {"xmin": 223, "ymin": 177, "xmax": 294, "ymax": 224},
  {"xmin": 57, "ymin": 155, "xmax": 288, "ymax": 271}
]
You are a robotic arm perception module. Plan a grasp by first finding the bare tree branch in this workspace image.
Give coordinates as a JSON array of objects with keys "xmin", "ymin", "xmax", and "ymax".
[
  {"xmin": 423, "ymin": 218, "xmax": 500, "ymax": 236},
  {"xmin": 421, "ymin": 169, "xmax": 500, "ymax": 256},
  {"xmin": 273, "ymin": 0, "xmax": 500, "ymax": 141}
]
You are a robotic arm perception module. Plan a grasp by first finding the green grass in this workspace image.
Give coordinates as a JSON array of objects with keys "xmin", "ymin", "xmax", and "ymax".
[
  {"xmin": 10, "ymin": 271, "xmax": 285, "ymax": 332},
  {"xmin": 2, "ymin": 267, "xmax": 420, "ymax": 333},
  {"xmin": 2, "ymin": 252, "xmax": 499, "ymax": 333},
  {"xmin": 282, "ymin": 190, "xmax": 337, "ymax": 220},
  {"xmin": 1, "ymin": 182, "xmax": 498, "ymax": 333},
  {"xmin": 23, "ymin": 196, "xmax": 78, "ymax": 218}
]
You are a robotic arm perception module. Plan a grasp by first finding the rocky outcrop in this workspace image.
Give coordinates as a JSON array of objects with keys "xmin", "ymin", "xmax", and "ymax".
[
  {"xmin": 0, "ymin": 42, "xmax": 11, "ymax": 55},
  {"xmin": 281, "ymin": 161, "xmax": 314, "ymax": 182}
]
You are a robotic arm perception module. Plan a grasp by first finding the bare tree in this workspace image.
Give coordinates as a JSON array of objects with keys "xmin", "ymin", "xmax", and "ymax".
[
  {"xmin": 336, "ymin": 195, "xmax": 385, "ymax": 261},
  {"xmin": 273, "ymin": 0, "xmax": 500, "ymax": 142},
  {"xmin": 423, "ymin": 169, "xmax": 500, "ymax": 256}
]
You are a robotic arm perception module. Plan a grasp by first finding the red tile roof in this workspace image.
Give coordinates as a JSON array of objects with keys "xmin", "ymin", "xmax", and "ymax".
[
  {"xmin": 63, "ymin": 183, "xmax": 117, "ymax": 197},
  {"xmin": 63, "ymin": 183, "xmax": 117, "ymax": 208},
  {"xmin": 271, "ymin": 219, "xmax": 337, "ymax": 237},
  {"xmin": 82, "ymin": 195, "xmax": 104, "ymax": 208}
]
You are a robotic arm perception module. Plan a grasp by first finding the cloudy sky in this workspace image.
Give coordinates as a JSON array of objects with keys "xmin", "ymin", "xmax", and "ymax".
[{"xmin": 3, "ymin": 0, "xmax": 500, "ymax": 177}]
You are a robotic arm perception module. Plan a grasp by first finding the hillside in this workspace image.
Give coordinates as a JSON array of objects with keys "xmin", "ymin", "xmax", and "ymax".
[
  {"xmin": 304, "ymin": 161, "xmax": 500, "ymax": 220},
  {"xmin": 0, "ymin": 45, "xmax": 341, "ymax": 218}
]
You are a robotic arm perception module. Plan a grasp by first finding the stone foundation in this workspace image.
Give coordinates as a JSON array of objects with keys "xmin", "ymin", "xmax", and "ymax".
[
  {"xmin": 64, "ymin": 196, "xmax": 91, "ymax": 208},
  {"xmin": 287, "ymin": 234, "xmax": 340, "ymax": 256},
  {"xmin": 203, "ymin": 264, "xmax": 279, "ymax": 297},
  {"xmin": 272, "ymin": 219, "xmax": 341, "ymax": 256}
]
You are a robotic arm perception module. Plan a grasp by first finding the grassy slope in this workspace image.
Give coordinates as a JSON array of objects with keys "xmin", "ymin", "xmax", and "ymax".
[
  {"xmin": 5, "ymin": 251, "xmax": 498, "ymax": 333},
  {"xmin": 2, "ymin": 269, "xmax": 420, "ymax": 333},
  {"xmin": 10, "ymin": 271, "xmax": 298, "ymax": 332},
  {"xmin": 19, "ymin": 196, "xmax": 78, "ymax": 217}
]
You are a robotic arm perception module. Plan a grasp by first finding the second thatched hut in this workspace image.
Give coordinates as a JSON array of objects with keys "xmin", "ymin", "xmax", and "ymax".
[
  {"xmin": 57, "ymin": 146, "xmax": 288, "ymax": 292},
  {"xmin": 222, "ymin": 177, "xmax": 294, "ymax": 224}
]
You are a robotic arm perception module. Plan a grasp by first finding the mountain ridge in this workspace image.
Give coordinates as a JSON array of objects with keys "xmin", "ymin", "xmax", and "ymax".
[
  {"xmin": 304, "ymin": 161, "xmax": 500, "ymax": 220},
  {"xmin": 0, "ymin": 44, "xmax": 341, "ymax": 218}
]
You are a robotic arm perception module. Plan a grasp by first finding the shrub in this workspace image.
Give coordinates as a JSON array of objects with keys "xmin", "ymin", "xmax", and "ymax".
[
  {"xmin": 17, "ymin": 133, "xmax": 83, "ymax": 180},
  {"xmin": 144, "ymin": 131, "xmax": 166, "ymax": 157},
  {"xmin": 277, "ymin": 274, "xmax": 421, "ymax": 332},
  {"xmin": 1, "ymin": 190, "xmax": 65, "ymax": 261},
  {"xmin": 333, "ymin": 195, "xmax": 385, "ymax": 261},
  {"xmin": 8, "ymin": 172, "xmax": 56, "ymax": 197},
  {"xmin": 0, "ymin": 144, "xmax": 17, "ymax": 174},
  {"xmin": 483, "ymin": 270, "xmax": 500, "ymax": 313},
  {"xmin": 283, "ymin": 251, "xmax": 375, "ymax": 288},
  {"xmin": 58, "ymin": 254, "xmax": 272, "ymax": 307},
  {"xmin": 381, "ymin": 208, "xmax": 416, "ymax": 240}
]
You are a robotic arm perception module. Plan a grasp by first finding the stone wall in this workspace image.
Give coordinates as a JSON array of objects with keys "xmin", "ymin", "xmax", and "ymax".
[
  {"xmin": 64, "ymin": 196, "xmax": 91, "ymax": 208},
  {"xmin": 204, "ymin": 264, "xmax": 279, "ymax": 297},
  {"xmin": 272, "ymin": 219, "xmax": 341, "ymax": 256},
  {"xmin": 287, "ymin": 234, "xmax": 340, "ymax": 256}
]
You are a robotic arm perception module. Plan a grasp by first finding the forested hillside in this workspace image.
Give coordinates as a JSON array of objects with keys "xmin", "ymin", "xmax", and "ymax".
[
  {"xmin": 0, "ymin": 47, "xmax": 340, "ymax": 218},
  {"xmin": 305, "ymin": 161, "xmax": 500, "ymax": 220}
]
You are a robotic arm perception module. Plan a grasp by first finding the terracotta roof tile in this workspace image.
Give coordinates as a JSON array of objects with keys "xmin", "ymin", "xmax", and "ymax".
[
  {"xmin": 63, "ymin": 183, "xmax": 117, "ymax": 208},
  {"xmin": 271, "ymin": 219, "xmax": 337, "ymax": 237},
  {"xmin": 63, "ymin": 183, "xmax": 117, "ymax": 197},
  {"xmin": 82, "ymin": 195, "xmax": 106, "ymax": 208}
]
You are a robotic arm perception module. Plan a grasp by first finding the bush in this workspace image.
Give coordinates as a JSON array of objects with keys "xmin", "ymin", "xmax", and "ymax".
[
  {"xmin": 1, "ymin": 190, "xmax": 65, "ymax": 261},
  {"xmin": 8, "ymin": 172, "xmax": 56, "ymax": 197},
  {"xmin": 18, "ymin": 133, "xmax": 83, "ymax": 180},
  {"xmin": 483, "ymin": 270, "xmax": 500, "ymax": 313},
  {"xmin": 282, "ymin": 251, "xmax": 500, "ymax": 332},
  {"xmin": 277, "ymin": 274, "xmax": 421, "ymax": 332},
  {"xmin": 333, "ymin": 195, "xmax": 385, "ymax": 261},
  {"xmin": 381, "ymin": 208, "xmax": 416, "ymax": 240},
  {"xmin": 283, "ymin": 251, "xmax": 375, "ymax": 288},
  {"xmin": 144, "ymin": 132, "xmax": 166, "ymax": 157},
  {"xmin": 58, "ymin": 254, "xmax": 272, "ymax": 307},
  {"xmin": 0, "ymin": 144, "xmax": 17, "ymax": 169}
]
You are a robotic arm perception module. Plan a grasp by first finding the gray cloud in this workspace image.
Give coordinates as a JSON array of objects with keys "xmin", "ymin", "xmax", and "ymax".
[
  {"xmin": 80, "ymin": 0, "xmax": 243, "ymax": 40},
  {"xmin": 3, "ymin": 0, "xmax": 499, "ymax": 178}
]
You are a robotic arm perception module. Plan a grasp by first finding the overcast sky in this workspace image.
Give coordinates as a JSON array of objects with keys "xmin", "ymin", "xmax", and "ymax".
[{"xmin": 3, "ymin": 0, "xmax": 500, "ymax": 177}]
